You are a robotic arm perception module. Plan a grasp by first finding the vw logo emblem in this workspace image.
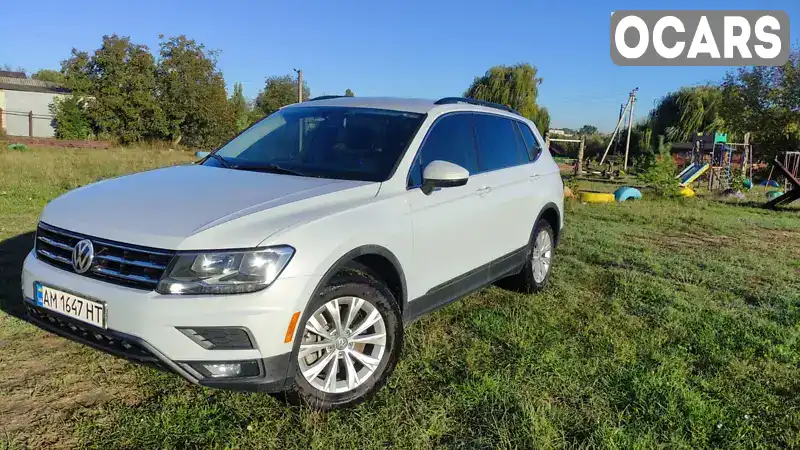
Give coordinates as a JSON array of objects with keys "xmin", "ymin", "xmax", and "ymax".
[{"xmin": 72, "ymin": 239, "xmax": 94, "ymax": 274}]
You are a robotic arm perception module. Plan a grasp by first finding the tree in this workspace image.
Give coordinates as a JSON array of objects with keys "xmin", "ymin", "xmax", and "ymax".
[
  {"xmin": 50, "ymin": 95, "xmax": 91, "ymax": 139},
  {"xmin": 345, "ymin": 88, "xmax": 355, "ymax": 97},
  {"xmin": 464, "ymin": 63, "xmax": 550, "ymax": 134},
  {"xmin": 156, "ymin": 35, "xmax": 236, "ymax": 148},
  {"xmin": 1, "ymin": 64, "xmax": 26, "ymax": 74},
  {"xmin": 254, "ymin": 75, "xmax": 311, "ymax": 116},
  {"xmin": 578, "ymin": 125, "xmax": 597, "ymax": 135},
  {"xmin": 61, "ymin": 35, "xmax": 166, "ymax": 143},
  {"xmin": 719, "ymin": 55, "xmax": 800, "ymax": 159},
  {"xmin": 648, "ymin": 86, "xmax": 725, "ymax": 143},
  {"xmin": 31, "ymin": 69, "xmax": 65, "ymax": 84},
  {"xmin": 229, "ymin": 82, "xmax": 251, "ymax": 131}
]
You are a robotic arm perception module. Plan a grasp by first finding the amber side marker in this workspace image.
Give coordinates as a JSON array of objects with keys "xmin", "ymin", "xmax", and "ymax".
[{"xmin": 284, "ymin": 311, "xmax": 301, "ymax": 343}]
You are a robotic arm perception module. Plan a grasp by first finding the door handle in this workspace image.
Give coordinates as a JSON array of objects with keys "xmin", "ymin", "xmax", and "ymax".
[
  {"xmin": 476, "ymin": 186, "xmax": 492, "ymax": 195},
  {"xmin": 529, "ymin": 174, "xmax": 541, "ymax": 181}
]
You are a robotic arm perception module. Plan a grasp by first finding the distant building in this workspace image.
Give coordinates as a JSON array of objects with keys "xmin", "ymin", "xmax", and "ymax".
[
  {"xmin": 0, "ymin": 73, "xmax": 71, "ymax": 138},
  {"xmin": 549, "ymin": 129, "xmax": 573, "ymax": 137}
]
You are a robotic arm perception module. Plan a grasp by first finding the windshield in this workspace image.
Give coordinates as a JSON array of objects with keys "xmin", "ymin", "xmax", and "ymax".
[{"xmin": 205, "ymin": 106, "xmax": 425, "ymax": 182}]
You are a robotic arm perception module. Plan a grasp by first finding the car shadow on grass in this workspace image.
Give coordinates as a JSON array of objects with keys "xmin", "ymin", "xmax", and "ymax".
[{"xmin": 0, "ymin": 231, "xmax": 35, "ymax": 320}]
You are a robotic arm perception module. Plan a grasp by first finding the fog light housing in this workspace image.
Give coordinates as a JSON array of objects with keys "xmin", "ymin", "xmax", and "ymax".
[{"xmin": 188, "ymin": 360, "xmax": 261, "ymax": 379}]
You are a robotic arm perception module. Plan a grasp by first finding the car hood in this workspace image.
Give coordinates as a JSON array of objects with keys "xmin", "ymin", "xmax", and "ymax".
[{"xmin": 40, "ymin": 164, "xmax": 377, "ymax": 250}]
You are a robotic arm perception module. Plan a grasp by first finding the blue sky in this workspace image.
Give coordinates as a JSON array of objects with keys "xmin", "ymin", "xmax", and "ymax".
[{"xmin": 1, "ymin": 0, "xmax": 797, "ymax": 130}]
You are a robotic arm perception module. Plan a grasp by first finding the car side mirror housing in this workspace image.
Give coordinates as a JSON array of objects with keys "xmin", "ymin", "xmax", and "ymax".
[{"xmin": 421, "ymin": 160, "xmax": 469, "ymax": 195}]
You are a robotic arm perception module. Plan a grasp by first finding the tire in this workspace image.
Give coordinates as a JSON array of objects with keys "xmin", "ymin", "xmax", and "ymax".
[
  {"xmin": 285, "ymin": 267, "xmax": 403, "ymax": 410},
  {"xmin": 502, "ymin": 218, "xmax": 555, "ymax": 293}
]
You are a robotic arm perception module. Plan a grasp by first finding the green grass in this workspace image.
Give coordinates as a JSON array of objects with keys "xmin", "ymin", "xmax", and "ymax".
[{"xmin": 1, "ymin": 148, "xmax": 799, "ymax": 449}]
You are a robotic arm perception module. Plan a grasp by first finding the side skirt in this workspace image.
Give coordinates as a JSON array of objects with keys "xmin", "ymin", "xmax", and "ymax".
[{"xmin": 402, "ymin": 246, "xmax": 528, "ymax": 324}]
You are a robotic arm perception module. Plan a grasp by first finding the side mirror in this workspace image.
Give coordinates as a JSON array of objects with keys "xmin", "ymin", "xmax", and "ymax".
[
  {"xmin": 421, "ymin": 160, "xmax": 469, "ymax": 195},
  {"xmin": 195, "ymin": 151, "xmax": 210, "ymax": 159}
]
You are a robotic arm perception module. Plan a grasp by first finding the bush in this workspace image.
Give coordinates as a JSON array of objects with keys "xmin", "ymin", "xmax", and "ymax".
[
  {"xmin": 638, "ymin": 136, "xmax": 680, "ymax": 197},
  {"xmin": 50, "ymin": 96, "xmax": 92, "ymax": 139},
  {"xmin": 729, "ymin": 174, "xmax": 747, "ymax": 192}
]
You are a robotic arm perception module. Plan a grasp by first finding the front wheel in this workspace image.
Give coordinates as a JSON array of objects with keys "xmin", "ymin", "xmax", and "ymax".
[{"xmin": 286, "ymin": 271, "xmax": 402, "ymax": 410}]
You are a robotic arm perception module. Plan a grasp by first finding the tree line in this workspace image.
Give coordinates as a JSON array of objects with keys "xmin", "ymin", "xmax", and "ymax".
[
  {"xmin": 38, "ymin": 35, "xmax": 551, "ymax": 148},
  {"xmin": 45, "ymin": 34, "xmax": 356, "ymax": 147}
]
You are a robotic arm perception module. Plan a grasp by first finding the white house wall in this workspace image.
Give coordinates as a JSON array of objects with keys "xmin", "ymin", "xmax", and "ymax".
[{"xmin": 2, "ymin": 90, "xmax": 67, "ymax": 138}]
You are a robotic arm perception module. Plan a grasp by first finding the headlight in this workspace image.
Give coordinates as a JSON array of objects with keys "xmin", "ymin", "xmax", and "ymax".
[{"xmin": 156, "ymin": 246, "xmax": 294, "ymax": 295}]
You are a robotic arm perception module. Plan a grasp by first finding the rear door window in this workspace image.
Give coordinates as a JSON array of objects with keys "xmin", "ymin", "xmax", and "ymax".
[{"xmin": 473, "ymin": 114, "xmax": 527, "ymax": 172}]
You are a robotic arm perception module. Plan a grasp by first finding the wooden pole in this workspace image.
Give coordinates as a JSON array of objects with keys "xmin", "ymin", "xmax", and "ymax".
[
  {"xmin": 295, "ymin": 69, "xmax": 303, "ymax": 103},
  {"xmin": 576, "ymin": 136, "xmax": 585, "ymax": 176},
  {"xmin": 623, "ymin": 89, "xmax": 637, "ymax": 172},
  {"xmin": 28, "ymin": 110, "xmax": 33, "ymax": 137}
]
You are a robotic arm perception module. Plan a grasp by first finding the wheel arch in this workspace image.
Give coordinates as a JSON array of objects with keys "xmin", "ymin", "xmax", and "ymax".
[
  {"xmin": 536, "ymin": 202, "xmax": 562, "ymax": 246},
  {"xmin": 312, "ymin": 245, "xmax": 408, "ymax": 309}
]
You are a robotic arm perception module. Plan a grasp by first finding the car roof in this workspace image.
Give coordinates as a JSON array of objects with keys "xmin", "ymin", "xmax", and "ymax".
[
  {"xmin": 284, "ymin": 96, "xmax": 438, "ymax": 114},
  {"xmin": 281, "ymin": 96, "xmax": 540, "ymax": 134}
]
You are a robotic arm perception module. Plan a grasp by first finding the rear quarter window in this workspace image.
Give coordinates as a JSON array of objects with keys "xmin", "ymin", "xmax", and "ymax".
[{"xmin": 515, "ymin": 121, "xmax": 542, "ymax": 162}]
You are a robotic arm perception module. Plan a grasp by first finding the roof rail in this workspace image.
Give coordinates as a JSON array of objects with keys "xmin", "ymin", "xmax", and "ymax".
[
  {"xmin": 434, "ymin": 97, "xmax": 520, "ymax": 115},
  {"xmin": 307, "ymin": 95, "xmax": 346, "ymax": 101}
]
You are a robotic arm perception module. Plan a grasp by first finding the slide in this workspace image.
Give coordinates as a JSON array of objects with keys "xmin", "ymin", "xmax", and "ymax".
[{"xmin": 677, "ymin": 163, "xmax": 710, "ymax": 187}]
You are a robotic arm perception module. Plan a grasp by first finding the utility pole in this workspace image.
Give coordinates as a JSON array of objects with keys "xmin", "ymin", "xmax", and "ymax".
[
  {"xmin": 599, "ymin": 94, "xmax": 633, "ymax": 165},
  {"xmin": 622, "ymin": 88, "xmax": 638, "ymax": 172},
  {"xmin": 294, "ymin": 68, "xmax": 303, "ymax": 103}
]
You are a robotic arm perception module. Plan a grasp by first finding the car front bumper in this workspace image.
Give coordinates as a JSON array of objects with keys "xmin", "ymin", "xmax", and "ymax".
[{"xmin": 21, "ymin": 251, "xmax": 318, "ymax": 392}]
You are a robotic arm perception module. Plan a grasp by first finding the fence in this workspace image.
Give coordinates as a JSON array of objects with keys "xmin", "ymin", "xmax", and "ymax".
[{"xmin": 0, "ymin": 108, "xmax": 56, "ymax": 138}]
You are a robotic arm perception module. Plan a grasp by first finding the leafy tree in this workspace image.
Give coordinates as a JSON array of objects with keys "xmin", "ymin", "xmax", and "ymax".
[
  {"xmin": 254, "ymin": 75, "xmax": 310, "ymax": 116},
  {"xmin": 464, "ymin": 63, "xmax": 550, "ymax": 134},
  {"xmin": 719, "ymin": 54, "xmax": 800, "ymax": 160},
  {"xmin": 31, "ymin": 69, "xmax": 65, "ymax": 84},
  {"xmin": 50, "ymin": 95, "xmax": 91, "ymax": 139},
  {"xmin": 345, "ymin": 88, "xmax": 355, "ymax": 97},
  {"xmin": 648, "ymin": 86, "xmax": 725, "ymax": 143},
  {"xmin": 229, "ymin": 82, "xmax": 251, "ymax": 131},
  {"xmin": 157, "ymin": 35, "xmax": 236, "ymax": 148},
  {"xmin": 578, "ymin": 124, "xmax": 597, "ymax": 135},
  {"xmin": 61, "ymin": 35, "xmax": 167, "ymax": 143}
]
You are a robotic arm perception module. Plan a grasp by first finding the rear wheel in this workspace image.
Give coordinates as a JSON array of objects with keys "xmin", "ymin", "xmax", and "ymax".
[
  {"xmin": 286, "ymin": 271, "xmax": 402, "ymax": 409},
  {"xmin": 501, "ymin": 219, "xmax": 555, "ymax": 293}
]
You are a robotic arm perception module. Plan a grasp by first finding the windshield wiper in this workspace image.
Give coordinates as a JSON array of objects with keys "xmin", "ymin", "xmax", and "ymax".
[
  {"xmin": 206, "ymin": 153, "xmax": 232, "ymax": 168},
  {"xmin": 234, "ymin": 163, "xmax": 306, "ymax": 177}
]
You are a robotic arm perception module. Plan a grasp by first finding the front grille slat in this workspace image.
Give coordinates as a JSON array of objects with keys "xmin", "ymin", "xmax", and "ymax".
[
  {"xmin": 94, "ymin": 254, "xmax": 167, "ymax": 270},
  {"xmin": 37, "ymin": 248, "xmax": 73, "ymax": 265},
  {"xmin": 94, "ymin": 267, "xmax": 161, "ymax": 285},
  {"xmin": 38, "ymin": 235, "xmax": 75, "ymax": 251},
  {"xmin": 35, "ymin": 222, "xmax": 174, "ymax": 291}
]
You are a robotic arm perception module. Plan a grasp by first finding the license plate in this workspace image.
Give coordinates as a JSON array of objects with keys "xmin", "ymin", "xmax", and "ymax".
[{"xmin": 34, "ymin": 283, "xmax": 106, "ymax": 328}]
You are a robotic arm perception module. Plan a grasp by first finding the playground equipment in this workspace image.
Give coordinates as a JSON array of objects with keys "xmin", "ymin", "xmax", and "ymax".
[
  {"xmin": 614, "ymin": 186, "xmax": 642, "ymax": 202},
  {"xmin": 676, "ymin": 132, "xmax": 753, "ymax": 192},
  {"xmin": 677, "ymin": 162, "xmax": 710, "ymax": 187},
  {"xmin": 580, "ymin": 191, "xmax": 616, "ymax": 203},
  {"xmin": 764, "ymin": 153, "xmax": 800, "ymax": 209}
]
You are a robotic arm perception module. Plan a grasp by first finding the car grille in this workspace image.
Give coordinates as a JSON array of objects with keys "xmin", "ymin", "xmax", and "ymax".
[
  {"xmin": 27, "ymin": 305, "xmax": 164, "ymax": 368},
  {"xmin": 35, "ymin": 222, "xmax": 175, "ymax": 290}
]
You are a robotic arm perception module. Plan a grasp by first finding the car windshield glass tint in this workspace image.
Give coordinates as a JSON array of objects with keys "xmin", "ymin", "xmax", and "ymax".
[{"xmin": 206, "ymin": 106, "xmax": 424, "ymax": 182}]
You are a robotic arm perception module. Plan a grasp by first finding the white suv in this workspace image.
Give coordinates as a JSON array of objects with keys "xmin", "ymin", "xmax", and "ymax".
[{"xmin": 22, "ymin": 96, "xmax": 564, "ymax": 409}]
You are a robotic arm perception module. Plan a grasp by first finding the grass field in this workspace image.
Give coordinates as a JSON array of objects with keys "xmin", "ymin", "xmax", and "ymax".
[{"xmin": 1, "ymin": 147, "xmax": 799, "ymax": 449}]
